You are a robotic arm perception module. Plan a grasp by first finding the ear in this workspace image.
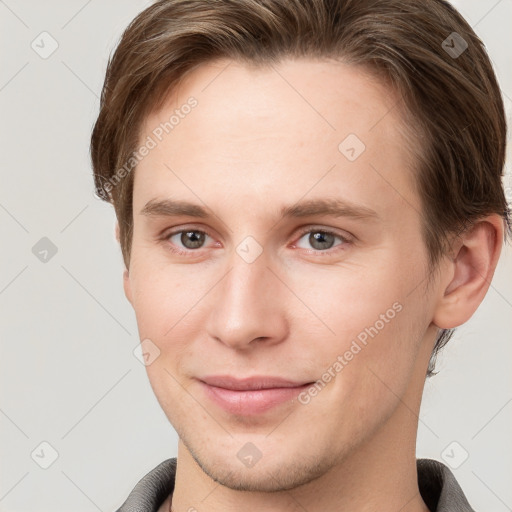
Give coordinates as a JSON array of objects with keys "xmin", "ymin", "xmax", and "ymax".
[
  {"xmin": 123, "ymin": 268, "xmax": 133, "ymax": 305},
  {"xmin": 115, "ymin": 221, "xmax": 121, "ymax": 243},
  {"xmin": 432, "ymin": 215, "xmax": 504, "ymax": 329},
  {"xmin": 115, "ymin": 221, "xmax": 133, "ymax": 304}
]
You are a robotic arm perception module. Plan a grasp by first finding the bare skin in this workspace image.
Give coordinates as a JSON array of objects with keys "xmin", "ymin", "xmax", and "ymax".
[{"xmin": 121, "ymin": 58, "xmax": 503, "ymax": 512}]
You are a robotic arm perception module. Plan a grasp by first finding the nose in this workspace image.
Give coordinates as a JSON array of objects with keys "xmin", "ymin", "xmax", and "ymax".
[{"xmin": 205, "ymin": 247, "xmax": 289, "ymax": 350}]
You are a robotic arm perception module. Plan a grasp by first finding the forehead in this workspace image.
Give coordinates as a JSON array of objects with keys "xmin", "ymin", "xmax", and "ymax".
[{"xmin": 134, "ymin": 57, "xmax": 419, "ymax": 223}]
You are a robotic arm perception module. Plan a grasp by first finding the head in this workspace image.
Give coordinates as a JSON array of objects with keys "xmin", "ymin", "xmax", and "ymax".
[{"xmin": 91, "ymin": 0, "xmax": 509, "ymax": 492}]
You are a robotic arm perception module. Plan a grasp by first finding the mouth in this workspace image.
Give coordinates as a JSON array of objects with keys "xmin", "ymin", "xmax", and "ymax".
[{"xmin": 198, "ymin": 375, "xmax": 315, "ymax": 415}]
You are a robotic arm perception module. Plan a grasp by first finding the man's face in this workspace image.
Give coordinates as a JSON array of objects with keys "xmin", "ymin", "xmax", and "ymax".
[{"xmin": 125, "ymin": 58, "xmax": 440, "ymax": 490}]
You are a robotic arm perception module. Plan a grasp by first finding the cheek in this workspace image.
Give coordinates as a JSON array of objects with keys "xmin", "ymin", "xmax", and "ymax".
[
  {"xmin": 129, "ymin": 254, "xmax": 197, "ymax": 338},
  {"xmin": 286, "ymin": 258, "xmax": 409, "ymax": 346},
  {"xmin": 295, "ymin": 253, "xmax": 427, "ymax": 399},
  {"xmin": 128, "ymin": 255, "xmax": 211, "ymax": 393}
]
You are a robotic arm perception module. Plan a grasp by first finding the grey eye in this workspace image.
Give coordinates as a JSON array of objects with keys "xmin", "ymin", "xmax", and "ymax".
[
  {"xmin": 296, "ymin": 231, "xmax": 342, "ymax": 251},
  {"xmin": 171, "ymin": 230, "xmax": 208, "ymax": 249}
]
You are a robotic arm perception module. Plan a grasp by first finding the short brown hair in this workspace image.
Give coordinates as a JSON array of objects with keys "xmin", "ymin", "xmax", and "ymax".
[{"xmin": 90, "ymin": 0, "xmax": 510, "ymax": 376}]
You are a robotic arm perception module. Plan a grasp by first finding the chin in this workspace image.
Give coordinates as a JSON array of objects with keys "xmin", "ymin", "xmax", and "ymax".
[{"xmin": 184, "ymin": 435, "xmax": 342, "ymax": 493}]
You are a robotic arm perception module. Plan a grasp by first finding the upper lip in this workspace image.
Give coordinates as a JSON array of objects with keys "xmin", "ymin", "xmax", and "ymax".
[{"xmin": 200, "ymin": 375, "xmax": 314, "ymax": 391}]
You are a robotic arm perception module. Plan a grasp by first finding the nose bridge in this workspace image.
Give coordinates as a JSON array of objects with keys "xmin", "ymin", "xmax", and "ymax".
[
  {"xmin": 227, "ymin": 245, "xmax": 270, "ymax": 307},
  {"xmin": 222, "ymin": 231, "xmax": 273, "ymax": 302}
]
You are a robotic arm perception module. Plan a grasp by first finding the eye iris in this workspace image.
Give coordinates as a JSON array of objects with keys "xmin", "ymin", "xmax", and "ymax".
[
  {"xmin": 310, "ymin": 231, "xmax": 335, "ymax": 250},
  {"xmin": 181, "ymin": 231, "xmax": 205, "ymax": 249}
]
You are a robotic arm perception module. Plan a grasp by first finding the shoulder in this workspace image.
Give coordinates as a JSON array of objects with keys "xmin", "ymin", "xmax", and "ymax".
[
  {"xmin": 114, "ymin": 458, "xmax": 177, "ymax": 512},
  {"xmin": 417, "ymin": 458, "xmax": 476, "ymax": 512}
]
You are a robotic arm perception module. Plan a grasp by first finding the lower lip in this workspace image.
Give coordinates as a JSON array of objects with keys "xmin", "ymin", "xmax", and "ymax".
[{"xmin": 199, "ymin": 381, "xmax": 313, "ymax": 415}]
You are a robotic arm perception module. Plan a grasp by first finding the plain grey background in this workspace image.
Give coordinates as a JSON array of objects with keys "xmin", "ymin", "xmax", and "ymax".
[{"xmin": 0, "ymin": 1, "xmax": 511, "ymax": 511}]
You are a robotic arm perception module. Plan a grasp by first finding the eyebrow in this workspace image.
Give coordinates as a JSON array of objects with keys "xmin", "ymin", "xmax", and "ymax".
[{"xmin": 140, "ymin": 197, "xmax": 379, "ymax": 221}]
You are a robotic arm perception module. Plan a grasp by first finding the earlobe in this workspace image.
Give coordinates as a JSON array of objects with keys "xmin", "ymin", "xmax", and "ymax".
[{"xmin": 432, "ymin": 216, "xmax": 503, "ymax": 330}]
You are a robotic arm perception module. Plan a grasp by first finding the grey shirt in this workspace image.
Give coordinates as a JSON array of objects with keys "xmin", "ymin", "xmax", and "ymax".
[{"xmin": 115, "ymin": 458, "xmax": 475, "ymax": 512}]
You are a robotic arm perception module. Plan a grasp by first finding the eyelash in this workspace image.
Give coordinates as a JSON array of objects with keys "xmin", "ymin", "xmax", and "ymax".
[
  {"xmin": 161, "ymin": 226, "xmax": 353, "ymax": 257},
  {"xmin": 291, "ymin": 227, "xmax": 352, "ymax": 256}
]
